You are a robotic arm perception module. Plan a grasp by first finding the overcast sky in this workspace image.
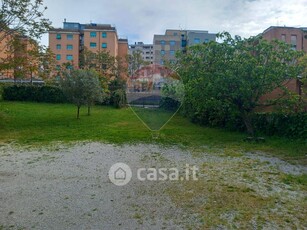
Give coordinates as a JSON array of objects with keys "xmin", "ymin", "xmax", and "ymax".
[{"xmin": 41, "ymin": 0, "xmax": 307, "ymax": 46}]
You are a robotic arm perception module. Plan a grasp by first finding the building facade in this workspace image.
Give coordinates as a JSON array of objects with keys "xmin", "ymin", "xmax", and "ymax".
[
  {"xmin": 129, "ymin": 42, "xmax": 154, "ymax": 64},
  {"xmin": 262, "ymin": 26, "xmax": 307, "ymax": 52},
  {"xmin": 0, "ymin": 32, "xmax": 37, "ymax": 80},
  {"xmin": 49, "ymin": 21, "xmax": 128, "ymax": 70},
  {"xmin": 153, "ymin": 29, "xmax": 216, "ymax": 65},
  {"xmin": 261, "ymin": 26, "xmax": 307, "ymax": 111}
]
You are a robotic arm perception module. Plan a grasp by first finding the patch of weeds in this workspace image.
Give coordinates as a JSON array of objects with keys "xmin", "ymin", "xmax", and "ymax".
[
  {"xmin": 27, "ymin": 154, "xmax": 57, "ymax": 164},
  {"xmin": 141, "ymin": 152, "xmax": 169, "ymax": 163},
  {"xmin": 167, "ymin": 180, "xmax": 275, "ymax": 229},
  {"xmin": 281, "ymin": 174, "xmax": 307, "ymax": 189},
  {"xmin": 223, "ymin": 148, "xmax": 244, "ymax": 157}
]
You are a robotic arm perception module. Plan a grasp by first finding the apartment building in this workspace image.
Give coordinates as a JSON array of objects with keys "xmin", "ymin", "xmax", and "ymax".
[
  {"xmin": 153, "ymin": 29, "xmax": 216, "ymax": 65},
  {"xmin": 0, "ymin": 32, "xmax": 37, "ymax": 79},
  {"xmin": 49, "ymin": 21, "xmax": 128, "ymax": 69},
  {"xmin": 261, "ymin": 26, "xmax": 307, "ymax": 111},
  {"xmin": 129, "ymin": 42, "xmax": 154, "ymax": 64},
  {"xmin": 262, "ymin": 26, "xmax": 307, "ymax": 52}
]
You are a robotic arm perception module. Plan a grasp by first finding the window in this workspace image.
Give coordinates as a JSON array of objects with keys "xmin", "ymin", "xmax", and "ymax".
[
  {"xmin": 170, "ymin": 50, "xmax": 175, "ymax": 56},
  {"xmin": 56, "ymin": 54, "xmax": 61, "ymax": 60},
  {"xmin": 170, "ymin": 40, "xmax": 176, "ymax": 46},
  {"xmin": 56, "ymin": 44, "xmax": 61, "ymax": 50},
  {"xmin": 102, "ymin": 32, "xmax": 107, "ymax": 38},
  {"xmin": 160, "ymin": 60, "xmax": 164, "ymax": 65},
  {"xmin": 281, "ymin": 34, "xmax": 286, "ymax": 42},
  {"xmin": 67, "ymin": 45, "xmax": 73, "ymax": 50},
  {"xmin": 291, "ymin": 35, "xmax": 297, "ymax": 50},
  {"xmin": 90, "ymin": 42, "xmax": 97, "ymax": 48},
  {"xmin": 67, "ymin": 34, "xmax": 73, "ymax": 40},
  {"xmin": 56, "ymin": 34, "xmax": 61, "ymax": 40},
  {"xmin": 194, "ymin": 38, "xmax": 201, "ymax": 44},
  {"xmin": 102, "ymin": 43, "xmax": 107, "ymax": 48},
  {"xmin": 204, "ymin": 39, "xmax": 209, "ymax": 43},
  {"xmin": 173, "ymin": 32, "xmax": 178, "ymax": 36},
  {"xmin": 90, "ymin": 32, "xmax": 97, "ymax": 37},
  {"xmin": 160, "ymin": 40, "xmax": 165, "ymax": 45},
  {"xmin": 66, "ymin": 55, "xmax": 73, "ymax": 61},
  {"xmin": 161, "ymin": 50, "xmax": 165, "ymax": 56}
]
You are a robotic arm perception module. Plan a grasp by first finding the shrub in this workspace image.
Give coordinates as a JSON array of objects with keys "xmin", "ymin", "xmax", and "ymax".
[
  {"xmin": 2, "ymin": 85, "xmax": 67, "ymax": 103},
  {"xmin": 111, "ymin": 89, "xmax": 126, "ymax": 108},
  {"xmin": 253, "ymin": 113, "xmax": 307, "ymax": 139}
]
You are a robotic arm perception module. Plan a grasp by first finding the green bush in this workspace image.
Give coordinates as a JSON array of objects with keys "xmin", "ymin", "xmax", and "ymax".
[
  {"xmin": 253, "ymin": 113, "xmax": 307, "ymax": 139},
  {"xmin": 111, "ymin": 89, "xmax": 126, "ymax": 108},
  {"xmin": 181, "ymin": 99, "xmax": 306, "ymax": 138},
  {"xmin": 2, "ymin": 85, "xmax": 68, "ymax": 103}
]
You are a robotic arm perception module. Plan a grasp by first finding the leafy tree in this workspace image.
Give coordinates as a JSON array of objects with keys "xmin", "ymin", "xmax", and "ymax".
[
  {"xmin": 83, "ymin": 70, "xmax": 102, "ymax": 115},
  {"xmin": 37, "ymin": 47, "xmax": 57, "ymax": 81},
  {"xmin": 176, "ymin": 32, "xmax": 303, "ymax": 136},
  {"xmin": 79, "ymin": 48, "xmax": 128, "ymax": 107},
  {"xmin": 80, "ymin": 48, "xmax": 115, "ymax": 78},
  {"xmin": 0, "ymin": 36, "xmax": 30, "ymax": 81},
  {"xmin": 0, "ymin": 0, "xmax": 51, "ymax": 43},
  {"xmin": 127, "ymin": 50, "xmax": 149, "ymax": 76},
  {"xmin": 299, "ymin": 54, "xmax": 307, "ymax": 108},
  {"xmin": 60, "ymin": 69, "xmax": 102, "ymax": 119}
]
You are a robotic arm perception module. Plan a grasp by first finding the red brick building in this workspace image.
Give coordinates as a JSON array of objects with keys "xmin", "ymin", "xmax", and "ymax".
[{"xmin": 261, "ymin": 26, "xmax": 307, "ymax": 111}]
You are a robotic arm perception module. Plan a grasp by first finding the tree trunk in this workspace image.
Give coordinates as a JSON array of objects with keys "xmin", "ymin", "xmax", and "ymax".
[
  {"xmin": 87, "ymin": 104, "xmax": 91, "ymax": 116},
  {"xmin": 242, "ymin": 111, "xmax": 255, "ymax": 137},
  {"xmin": 77, "ymin": 106, "xmax": 80, "ymax": 119}
]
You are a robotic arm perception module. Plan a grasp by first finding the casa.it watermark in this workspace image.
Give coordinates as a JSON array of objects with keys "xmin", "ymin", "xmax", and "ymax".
[{"xmin": 108, "ymin": 162, "xmax": 198, "ymax": 186}]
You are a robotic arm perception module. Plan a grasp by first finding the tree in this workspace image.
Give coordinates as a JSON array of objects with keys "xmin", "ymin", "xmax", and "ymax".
[
  {"xmin": 83, "ymin": 70, "xmax": 102, "ymax": 115},
  {"xmin": 127, "ymin": 50, "xmax": 149, "ymax": 76},
  {"xmin": 0, "ymin": 0, "xmax": 51, "ymax": 44},
  {"xmin": 176, "ymin": 32, "xmax": 303, "ymax": 136},
  {"xmin": 79, "ymin": 48, "xmax": 128, "ymax": 107},
  {"xmin": 60, "ymin": 69, "xmax": 102, "ymax": 119},
  {"xmin": 299, "ymin": 54, "xmax": 307, "ymax": 108}
]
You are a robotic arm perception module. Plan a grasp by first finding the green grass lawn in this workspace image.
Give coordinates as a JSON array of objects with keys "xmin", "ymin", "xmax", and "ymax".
[{"xmin": 0, "ymin": 101, "xmax": 306, "ymax": 164}]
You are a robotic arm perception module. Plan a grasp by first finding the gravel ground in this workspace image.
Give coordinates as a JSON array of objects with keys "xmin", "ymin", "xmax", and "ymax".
[{"xmin": 0, "ymin": 142, "xmax": 306, "ymax": 229}]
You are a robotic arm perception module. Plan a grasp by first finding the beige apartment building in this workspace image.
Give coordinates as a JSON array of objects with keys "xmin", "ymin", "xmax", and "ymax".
[
  {"xmin": 49, "ymin": 21, "xmax": 128, "ymax": 70},
  {"xmin": 0, "ymin": 31, "xmax": 37, "ymax": 79},
  {"xmin": 153, "ymin": 29, "xmax": 216, "ymax": 65}
]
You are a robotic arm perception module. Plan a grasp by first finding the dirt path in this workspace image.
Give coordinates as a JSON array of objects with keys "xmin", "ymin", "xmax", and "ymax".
[{"xmin": 0, "ymin": 142, "xmax": 306, "ymax": 229}]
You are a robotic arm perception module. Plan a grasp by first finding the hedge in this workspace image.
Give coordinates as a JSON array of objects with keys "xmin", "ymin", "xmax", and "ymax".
[
  {"xmin": 253, "ymin": 112, "xmax": 307, "ymax": 139},
  {"xmin": 2, "ymin": 85, "xmax": 68, "ymax": 103}
]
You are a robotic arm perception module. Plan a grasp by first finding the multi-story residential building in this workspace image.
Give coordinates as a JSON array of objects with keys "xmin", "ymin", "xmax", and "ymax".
[
  {"xmin": 262, "ymin": 26, "xmax": 307, "ymax": 52},
  {"xmin": 49, "ymin": 20, "xmax": 128, "ymax": 70},
  {"xmin": 261, "ymin": 26, "xmax": 307, "ymax": 111},
  {"xmin": 129, "ymin": 42, "xmax": 154, "ymax": 64},
  {"xmin": 0, "ymin": 32, "xmax": 37, "ymax": 80},
  {"xmin": 153, "ymin": 29, "xmax": 216, "ymax": 65}
]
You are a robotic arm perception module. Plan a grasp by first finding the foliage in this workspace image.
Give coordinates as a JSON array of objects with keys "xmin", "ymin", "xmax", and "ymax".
[
  {"xmin": 79, "ymin": 48, "xmax": 128, "ymax": 108},
  {"xmin": 160, "ymin": 79, "xmax": 185, "ymax": 111},
  {"xmin": 2, "ymin": 84, "xmax": 67, "ymax": 103},
  {"xmin": 0, "ymin": 0, "xmax": 51, "ymax": 43},
  {"xmin": 60, "ymin": 69, "xmax": 102, "ymax": 118},
  {"xmin": 176, "ymin": 32, "xmax": 304, "ymax": 136},
  {"xmin": 253, "ymin": 112, "xmax": 307, "ymax": 139},
  {"xmin": 111, "ymin": 89, "xmax": 126, "ymax": 108},
  {"xmin": 127, "ymin": 50, "xmax": 150, "ymax": 76},
  {"xmin": 83, "ymin": 70, "xmax": 103, "ymax": 115}
]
